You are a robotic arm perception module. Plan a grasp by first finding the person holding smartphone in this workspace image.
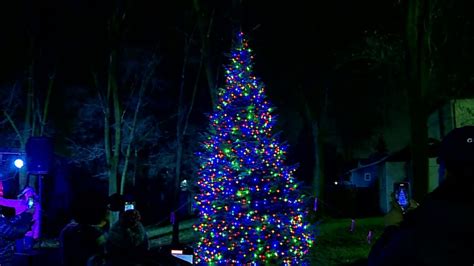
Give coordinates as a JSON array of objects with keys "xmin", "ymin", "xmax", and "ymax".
[
  {"xmin": 368, "ymin": 126, "xmax": 474, "ymax": 266},
  {"xmin": 0, "ymin": 192, "xmax": 35, "ymax": 266},
  {"xmin": 106, "ymin": 195, "xmax": 149, "ymax": 265}
]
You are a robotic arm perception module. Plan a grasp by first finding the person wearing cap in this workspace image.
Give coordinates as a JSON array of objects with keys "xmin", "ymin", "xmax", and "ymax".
[
  {"xmin": 105, "ymin": 194, "xmax": 149, "ymax": 265},
  {"xmin": 368, "ymin": 126, "xmax": 474, "ymax": 266},
  {"xmin": 59, "ymin": 191, "xmax": 109, "ymax": 266}
]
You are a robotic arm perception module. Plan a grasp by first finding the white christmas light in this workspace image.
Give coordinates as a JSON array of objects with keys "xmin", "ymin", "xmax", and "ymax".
[{"xmin": 14, "ymin": 159, "xmax": 24, "ymax": 169}]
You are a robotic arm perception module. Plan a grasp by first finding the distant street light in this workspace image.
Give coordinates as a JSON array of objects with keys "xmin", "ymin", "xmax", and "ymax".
[
  {"xmin": 334, "ymin": 181, "xmax": 338, "ymax": 185},
  {"xmin": 14, "ymin": 159, "xmax": 24, "ymax": 169}
]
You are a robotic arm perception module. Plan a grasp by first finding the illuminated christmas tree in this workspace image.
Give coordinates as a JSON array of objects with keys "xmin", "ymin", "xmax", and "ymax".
[
  {"xmin": 194, "ymin": 32, "xmax": 314, "ymax": 265},
  {"xmin": 398, "ymin": 188, "xmax": 409, "ymax": 208}
]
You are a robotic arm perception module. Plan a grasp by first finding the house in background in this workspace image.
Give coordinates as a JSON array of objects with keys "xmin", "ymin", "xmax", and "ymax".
[
  {"xmin": 345, "ymin": 98, "xmax": 474, "ymax": 214},
  {"xmin": 347, "ymin": 144, "xmax": 438, "ymax": 214},
  {"xmin": 347, "ymin": 155, "xmax": 388, "ymax": 188},
  {"xmin": 347, "ymin": 151, "xmax": 409, "ymax": 214}
]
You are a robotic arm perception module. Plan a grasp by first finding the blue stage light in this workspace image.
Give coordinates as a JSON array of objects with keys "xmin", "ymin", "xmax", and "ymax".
[{"xmin": 14, "ymin": 159, "xmax": 24, "ymax": 169}]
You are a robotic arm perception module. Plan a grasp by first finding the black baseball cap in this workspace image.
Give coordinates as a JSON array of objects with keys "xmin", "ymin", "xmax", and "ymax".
[{"xmin": 438, "ymin": 126, "xmax": 474, "ymax": 165}]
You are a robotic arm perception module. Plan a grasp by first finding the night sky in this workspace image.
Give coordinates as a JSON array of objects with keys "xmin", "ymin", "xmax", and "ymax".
[
  {"xmin": 1, "ymin": 1, "xmax": 399, "ymax": 123},
  {"xmin": 1, "ymin": 0, "xmax": 473, "ymax": 164},
  {"xmin": 0, "ymin": 0, "xmax": 400, "ymax": 88}
]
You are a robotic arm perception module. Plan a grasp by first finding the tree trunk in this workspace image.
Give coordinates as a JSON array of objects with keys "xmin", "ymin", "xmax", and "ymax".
[
  {"xmin": 102, "ymin": 51, "xmax": 120, "ymax": 226},
  {"xmin": 172, "ymin": 134, "xmax": 183, "ymax": 246},
  {"xmin": 112, "ymin": 71, "xmax": 121, "ymax": 195},
  {"xmin": 19, "ymin": 64, "xmax": 34, "ymax": 188},
  {"xmin": 172, "ymin": 36, "xmax": 190, "ymax": 246},
  {"xmin": 304, "ymin": 103, "xmax": 324, "ymax": 200},
  {"xmin": 406, "ymin": 0, "xmax": 430, "ymax": 201},
  {"xmin": 172, "ymin": 28, "xmax": 202, "ymax": 245},
  {"xmin": 106, "ymin": 4, "xmax": 124, "ymax": 199},
  {"xmin": 120, "ymin": 60, "xmax": 156, "ymax": 194},
  {"xmin": 105, "ymin": 52, "xmax": 116, "ymax": 196},
  {"xmin": 120, "ymin": 71, "xmax": 149, "ymax": 194},
  {"xmin": 312, "ymin": 119, "xmax": 325, "ymax": 200},
  {"xmin": 39, "ymin": 74, "xmax": 54, "ymax": 136},
  {"xmin": 193, "ymin": 0, "xmax": 217, "ymax": 109},
  {"xmin": 132, "ymin": 148, "xmax": 138, "ymax": 187}
]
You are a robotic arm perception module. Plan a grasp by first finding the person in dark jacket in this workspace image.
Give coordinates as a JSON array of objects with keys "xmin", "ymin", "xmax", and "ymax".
[
  {"xmin": 60, "ymin": 192, "xmax": 109, "ymax": 266},
  {"xmin": 0, "ymin": 200, "xmax": 34, "ymax": 266},
  {"xmin": 368, "ymin": 126, "xmax": 474, "ymax": 266},
  {"xmin": 106, "ymin": 208, "xmax": 149, "ymax": 265}
]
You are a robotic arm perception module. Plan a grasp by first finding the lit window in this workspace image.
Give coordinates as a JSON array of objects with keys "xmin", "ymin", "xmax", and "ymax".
[{"xmin": 364, "ymin": 173, "xmax": 371, "ymax": 181}]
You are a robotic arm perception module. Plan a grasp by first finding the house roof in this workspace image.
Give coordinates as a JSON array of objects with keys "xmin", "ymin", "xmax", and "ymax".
[
  {"xmin": 347, "ymin": 140, "xmax": 440, "ymax": 174},
  {"xmin": 347, "ymin": 155, "xmax": 390, "ymax": 174}
]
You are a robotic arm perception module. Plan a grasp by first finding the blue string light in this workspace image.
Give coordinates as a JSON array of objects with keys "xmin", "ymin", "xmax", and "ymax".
[{"xmin": 194, "ymin": 32, "xmax": 314, "ymax": 265}]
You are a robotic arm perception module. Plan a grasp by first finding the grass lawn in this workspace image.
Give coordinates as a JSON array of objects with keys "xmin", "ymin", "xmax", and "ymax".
[
  {"xmin": 308, "ymin": 217, "xmax": 384, "ymax": 265},
  {"xmin": 147, "ymin": 216, "xmax": 385, "ymax": 265}
]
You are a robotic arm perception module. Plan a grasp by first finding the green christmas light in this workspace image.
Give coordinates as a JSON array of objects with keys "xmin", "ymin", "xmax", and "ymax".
[{"xmin": 194, "ymin": 32, "xmax": 314, "ymax": 265}]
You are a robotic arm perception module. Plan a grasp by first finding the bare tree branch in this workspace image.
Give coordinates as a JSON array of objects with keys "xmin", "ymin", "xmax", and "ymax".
[
  {"xmin": 3, "ymin": 111, "xmax": 25, "ymax": 147},
  {"xmin": 183, "ymin": 49, "xmax": 203, "ymax": 136},
  {"xmin": 120, "ymin": 58, "xmax": 157, "ymax": 194},
  {"xmin": 40, "ymin": 72, "xmax": 55, "ymax": 135}
]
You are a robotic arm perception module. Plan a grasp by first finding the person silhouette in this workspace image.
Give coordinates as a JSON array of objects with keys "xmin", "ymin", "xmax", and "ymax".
[
  {"xmin": 106, "ymin": 204, "xmax": 149, "ymax": 265},
  {"xmin": 368, "ymin": 126, "xmax": 474, "ymax": 266},
  {"xmin": 0, "ymin": 190, "xmax": 35, "ymax": 266},
  {"xmin": 59, "ymin": 191, "xmax": 109, "ymax": 266}
]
